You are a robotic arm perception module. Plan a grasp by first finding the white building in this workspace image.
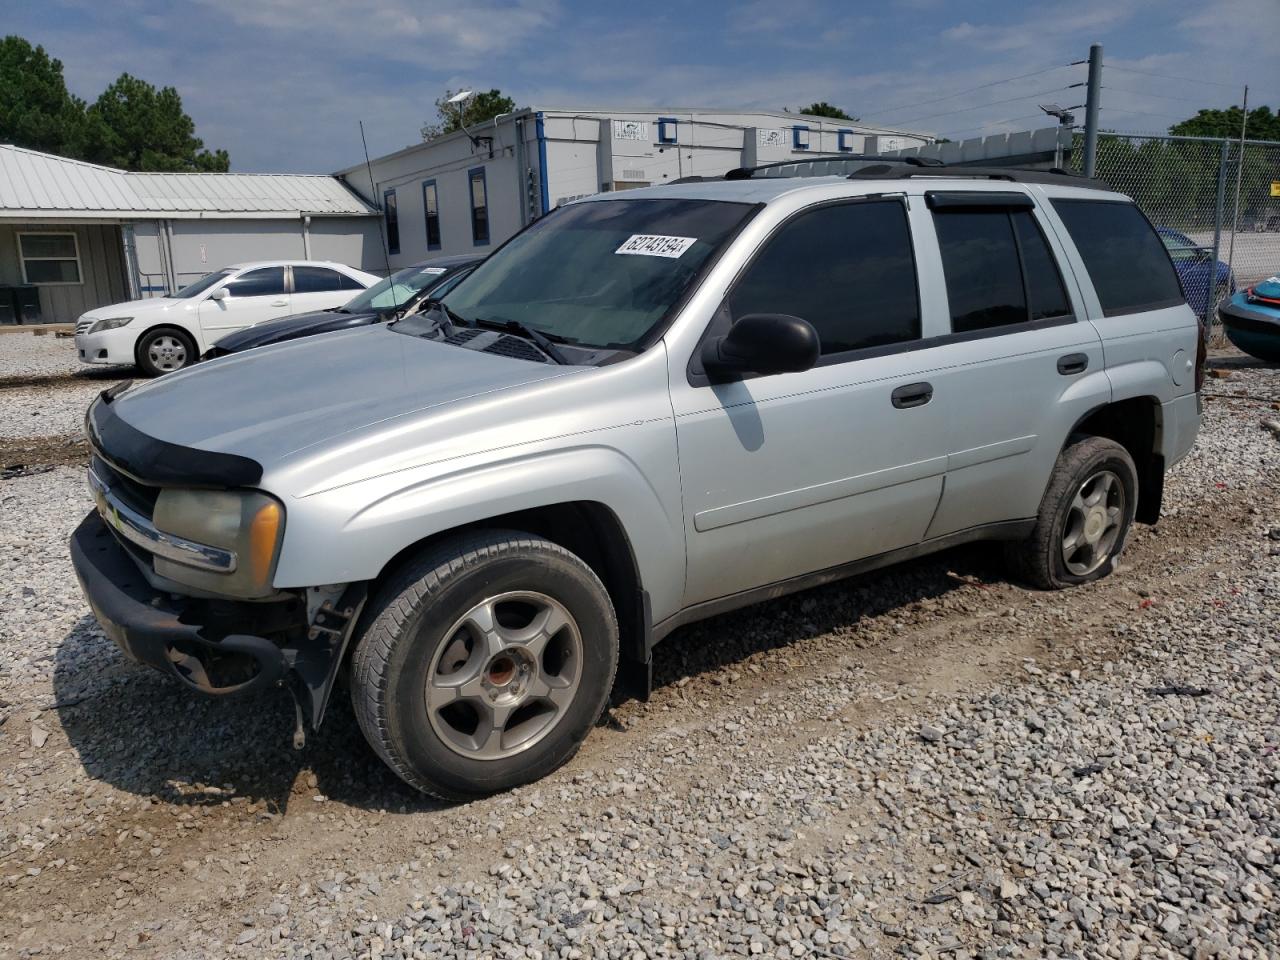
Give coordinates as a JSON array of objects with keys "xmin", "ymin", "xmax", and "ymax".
[
  {"xmin": 0, "ymin": 144, "xmax": 381, "ymax": 324},
  {"xmin": 336, "ymin": 107, "xmax": 933, "ymax": 267}
]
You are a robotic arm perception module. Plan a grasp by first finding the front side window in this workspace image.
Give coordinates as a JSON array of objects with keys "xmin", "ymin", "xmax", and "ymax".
[
  {"xmin": 171, "ymin": 269, "xmax": 234, "ymax": 299},
  {"xmin": 469, "ymin": 168, "xmax": 489, "ymax": 245},
  {"xmin": 429, "ymin": 198, "xmax": 753, "ymax": 349},
  {"xmin": 729, "ymin": 200, "xmax": 920, "ymax": 356},
  {"xmin": 224, "ymin": 267, "xmax": 286, "ymax": 297},
  {"xmin": 423, "ymin": 180, "xmax": 441, "ymax": 250},
  {"xmin": 934, "ymin": 208, "xmax": 1071, "ymax": 333},
  {"xmin": 1052, "ymin": 199, "xmax": 1183, "ymax": 316},
  {"xmin": 384, "ymin": 188, "xmax": 400, "ymax": 255},
  {"xmin": 19, "ymin": 233, "xmax": 81, "ymax": 284},
  {"xmin": 291, "ymin": 266, "xmax": 346, "ymax": 293}
]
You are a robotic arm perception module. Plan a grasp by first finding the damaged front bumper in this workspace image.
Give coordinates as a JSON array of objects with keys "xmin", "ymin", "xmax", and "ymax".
[{"xmin": 70, "ymin": 510, "xmax": 364, "ymax": 737}]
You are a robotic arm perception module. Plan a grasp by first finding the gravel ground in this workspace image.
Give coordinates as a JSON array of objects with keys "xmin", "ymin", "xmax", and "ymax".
[
  {"xmin": 0, "ymin": 333, "xmax": 132, "ymax": 441},
  {"xmin": 0, "ymin": 335, "xmax": 1277, "ymax": 960}
]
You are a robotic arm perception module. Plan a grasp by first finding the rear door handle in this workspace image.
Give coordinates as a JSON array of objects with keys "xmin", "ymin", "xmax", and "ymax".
[
  {"xmin": 891, "ymin": 382, "xmax": 933, "ymax": 409},
  {"xmin": 1057, "ymin": 353, "xmax": 1089, "ymax": 375}
]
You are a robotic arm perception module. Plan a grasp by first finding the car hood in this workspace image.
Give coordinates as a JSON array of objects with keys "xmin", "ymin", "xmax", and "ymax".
[
  {"xmin": 81, "ymin": 296, "xmax": 188, "ymax": 320},
  {"xmin": 211, "ymin": 308, "xmax": 379, "ymax": 351},
  {"xmin": 107, "ymin": 325, "xmax": 581, "ymax": 472}
]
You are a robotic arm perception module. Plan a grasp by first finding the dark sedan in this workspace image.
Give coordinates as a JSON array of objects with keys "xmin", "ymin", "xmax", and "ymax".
[{"xmin": 203, "ymin": 255, "xmax": 482, "ymax": 358}]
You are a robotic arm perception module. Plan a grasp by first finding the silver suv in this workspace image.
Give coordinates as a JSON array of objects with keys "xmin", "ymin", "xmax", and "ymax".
[{"xmin": 71, "ymin": 162, "xmax": 1202, "ymax": 799}]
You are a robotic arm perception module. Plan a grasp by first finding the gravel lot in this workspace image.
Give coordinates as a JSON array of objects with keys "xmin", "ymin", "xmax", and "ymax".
[{"xmin": 0, "ymin": 332, "xmax": 1277, "ymax": 960}]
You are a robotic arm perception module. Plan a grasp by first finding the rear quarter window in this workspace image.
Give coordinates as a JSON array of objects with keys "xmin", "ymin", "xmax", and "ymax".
[{"xmin": 1051, "ymin": 199, "xmax": 1184, "ymax": 317}]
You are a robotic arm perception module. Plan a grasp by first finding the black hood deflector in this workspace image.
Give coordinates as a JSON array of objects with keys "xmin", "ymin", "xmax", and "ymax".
[{"xmin": 87, "ymin": 387, "xmax": 263, "ymax": 488}]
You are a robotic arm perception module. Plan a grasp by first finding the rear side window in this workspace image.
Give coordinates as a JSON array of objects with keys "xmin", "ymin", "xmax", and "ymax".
[
  {"xmin": 933, "ymin": 208, "xmax": 1072, "ymax": 333},
  {"xmin": 1051, "ymin": 199, "xmax": 1183, "ymax": 316},
  {"xmin": 292, "ymin": 266, "xmax": 346, "ymax": 293},
  {"xmin": 729, "ymin": 200, "xmax": 919, "ymax": 357}
]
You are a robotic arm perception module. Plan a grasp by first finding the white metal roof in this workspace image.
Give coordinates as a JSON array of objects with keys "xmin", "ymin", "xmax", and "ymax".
[{"xmin": 0, "ymin": 145, "xmax": 377, "ymax": 220}]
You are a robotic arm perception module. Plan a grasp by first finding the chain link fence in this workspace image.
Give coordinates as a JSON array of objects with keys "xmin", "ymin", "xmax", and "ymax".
[{"xmin": 1069, "ymin": 132, "xmax": 1280, "ymax": 336}]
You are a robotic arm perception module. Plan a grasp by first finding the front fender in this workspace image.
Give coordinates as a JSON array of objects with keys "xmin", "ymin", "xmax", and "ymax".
[{"xmin": 272, "ymin": 431, "xmax": 687, "ymax": 622}]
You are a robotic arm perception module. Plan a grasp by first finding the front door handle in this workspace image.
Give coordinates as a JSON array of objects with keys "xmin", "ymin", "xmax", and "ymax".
[
  {"xmin": 891, "ymin": 382, "xmax": 933, "ymax": 409},
  {"xmin": 1057, "ymin": 353, "xmax": 1089, "ymax": 375},
  {"xmin": 271, "ymin": 300, "xmax": 289, "ymax": 307}
]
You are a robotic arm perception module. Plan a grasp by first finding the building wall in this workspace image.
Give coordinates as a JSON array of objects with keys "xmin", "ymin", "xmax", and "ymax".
[
  {"xmin": 0, "ymin": 222, "xmax": 128, "ymax": 322},
  {"xmin": 132, "ymin": 215, "xmax": 380, "ymax": 295},
  {"xmin": 341, "ymin": 109, "xmax": 931, "ymax": 263}
]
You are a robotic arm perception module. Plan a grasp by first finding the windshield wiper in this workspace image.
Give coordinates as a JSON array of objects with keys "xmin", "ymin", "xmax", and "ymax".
[{"xmin": 475, "ymin": 317, "xmax": 570, "ymax": 365}]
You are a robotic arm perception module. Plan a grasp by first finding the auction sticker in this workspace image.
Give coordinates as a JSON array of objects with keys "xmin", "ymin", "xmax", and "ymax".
[{"xmin": 615, "ymin": 234, "xmax": 696, "ymax": 258}]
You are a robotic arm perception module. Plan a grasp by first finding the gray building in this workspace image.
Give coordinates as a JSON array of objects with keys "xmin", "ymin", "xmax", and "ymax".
[
  {"xmin": 336, "ymin": 107, "xmax": 933, "ymax": 267},
  {"xmin": 0, "ymin": 144, "xmax": 381, "ymax": 323}
]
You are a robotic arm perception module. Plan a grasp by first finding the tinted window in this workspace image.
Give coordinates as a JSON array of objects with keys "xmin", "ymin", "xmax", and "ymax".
[
  {"xmin": 292, "ymin": 266, "xmax": 346, "ymax": 293},
  {"xmin": 384, "ymin": 189, "xmax": 400, "ymax": 255},
  {"xmin": 1012, "ymin": 211, "xmax": 1071, "ymax": 321},
  {"xmin": 728, "ymin": 200, "xmax": 919, "ymax": 356},
  {"xmin": 424, "ymin": 181, "xmax": 441, "ymax": 250},
  {"xmin": 224, "ymin": 267, "xmax": 286, "ymax": 297},
  {"xmin": 1052, "ymin": 200, "xmax": 1183, "ymax": 316},
  {"xmin": 338, "ymin": 271, "xmax": 365, "ymax": 290},
  {"xmin": 469, "ymin": 168, "xmax": 489, "ymax": 245},
  {"xmin": 934, "ymin": 210, "xmax": 1026, "ymax": 332}
]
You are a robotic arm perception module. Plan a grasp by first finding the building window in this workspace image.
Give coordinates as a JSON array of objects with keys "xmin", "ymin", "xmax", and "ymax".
[
  {"xmin": 792, "ymin": 125, "xmax": 810, "ymax": 151},
  {"xmin": 422, "ymin": 180, "xmax": 441, "ymax": 250},
  {"xmin": 469, "ymin": 167, "xmax": 489, "ymax": 246},
  {"xmin": 19, "ymin": 232, "xmax": 81, "ymax": 284},
  {"xmin": 837, "ymin": 129, "xmax": 854, "ymax": 153},
  {"xmin": 383, "ymin": 188, "xmax": 400, "ymax": 255},
  {"xmin": 657, "ymin": 117, "xmax": 678, "ymax": 144}
]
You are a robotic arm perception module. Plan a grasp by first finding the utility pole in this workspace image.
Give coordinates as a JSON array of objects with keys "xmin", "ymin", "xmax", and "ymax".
[
  {"xmin": 1225, "ymin": 85, "xmax": 1249, "ymax": 284},
  {"xmin": 1082, "ymin": 43, "xmax": 1103, "ymax": 178}
]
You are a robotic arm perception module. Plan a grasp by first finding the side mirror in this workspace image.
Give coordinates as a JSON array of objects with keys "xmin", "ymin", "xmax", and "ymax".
[
  {"xmin": 209, "ymin": 287, "xmax": 228, "ymax": 301},
  {"xmin": 701, "ymin": 313, "xmax": 819, "ymax": 380}
]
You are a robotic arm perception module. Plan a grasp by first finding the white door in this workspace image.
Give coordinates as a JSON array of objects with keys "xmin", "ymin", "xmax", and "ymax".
[
  {"xmin": 289, "ymin": 265, "xmax": 365, "ymax": 315},
  {"xmin": 668, "ymin": 198, "xmax": 948, "ymax": 607},
  {"xmin": 198, "ymin": 266, "xmax": 291, "ymax": 338}
]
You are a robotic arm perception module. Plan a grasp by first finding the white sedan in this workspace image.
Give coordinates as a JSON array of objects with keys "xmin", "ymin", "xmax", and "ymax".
[{"xmin": 74, "ymin": 261, "xmax": 381, "ymax": 376}]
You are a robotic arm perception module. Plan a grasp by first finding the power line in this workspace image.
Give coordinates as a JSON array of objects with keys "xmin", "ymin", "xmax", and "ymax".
[
  {"xmin": 1105, "ymin": 64, "xmax": 1241, "ymax": 88},
  {"xmin": 891, "ymin": 87, "xmax": 1074, "ymax": 127},
  {"xmin": 1103, "ymin": 85, "xmax": 1216, "ymax": 106},
  {"xmin": 860, "ymin": 64, "xmax": 1078, "ymax": 122}
]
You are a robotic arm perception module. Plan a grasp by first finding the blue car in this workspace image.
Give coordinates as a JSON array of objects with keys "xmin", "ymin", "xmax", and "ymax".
[{"xmin": 1156, "ymin": 227, "xmax": 1235, "ymax": 318}]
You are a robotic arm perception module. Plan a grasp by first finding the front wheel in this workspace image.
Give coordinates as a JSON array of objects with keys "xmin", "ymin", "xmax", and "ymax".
[
  {"xmin": 1006, "ymin": 436, "xmax": 1138, "ymax": 590},
  {"xmin": 350, "ymin": 529, "xmax": 618, "ymax": 800},
  {"xmin": 136, "ymin": 327, "xmax": 197, "ymax": 377}
]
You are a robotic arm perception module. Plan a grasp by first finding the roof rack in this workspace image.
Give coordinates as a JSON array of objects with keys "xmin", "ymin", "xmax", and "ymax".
[
  {"xmin": 847, "ymin": 163, "xmax": 1106, "ymax": 189},
  {"xmin": 707, "ymin": 155, "xmax": 1105, "ymax": 190}
]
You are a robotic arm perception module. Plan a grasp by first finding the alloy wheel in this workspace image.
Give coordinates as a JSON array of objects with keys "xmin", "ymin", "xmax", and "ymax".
[{"xmin": 1061, "ymin": 469, "xmax": 1125, "ymax": 577}]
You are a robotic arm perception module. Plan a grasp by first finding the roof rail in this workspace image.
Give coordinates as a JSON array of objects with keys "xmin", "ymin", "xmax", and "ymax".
[
  {"xmin": 722, "ymin": 154, "xmax": 945, "ymax": 180},
  {"xmin": 847, "ymin": 163, "xmax": 1107, "ymax": 189}
]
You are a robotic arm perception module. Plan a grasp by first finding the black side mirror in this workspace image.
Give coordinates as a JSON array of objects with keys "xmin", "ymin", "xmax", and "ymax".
[{"xmin": 701, "ymin": 314, "xmax": 820, "ymax": 379}]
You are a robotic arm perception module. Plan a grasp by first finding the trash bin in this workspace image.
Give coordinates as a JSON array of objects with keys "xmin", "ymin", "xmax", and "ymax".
[
  {"xmin": 13, "ymin": 285, "xmax": 42, "ymax": 324},
  {"xmin": 0, "ymin": 286, "xmax": 16, "ymax": 325}
]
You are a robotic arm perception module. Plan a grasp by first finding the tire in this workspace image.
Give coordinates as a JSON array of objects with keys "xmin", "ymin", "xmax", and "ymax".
[
  {"xmin": 1005, "ymin": 436, "xmax": 1138, "ymax": 590},
  {"xmin": 136, "ymin": 327, "xmax": 197, "ymax": 377},
  {"xmin": 350, "ymin": 529, "xmax": 619, "ymax": 800}
]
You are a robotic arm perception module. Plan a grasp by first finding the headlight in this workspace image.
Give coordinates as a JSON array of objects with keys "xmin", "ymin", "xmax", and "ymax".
[
  {"xmin": 88, "ymin": 316, "xmax": 133, "ymax": 334},
  {"xmin": 151, "ymin": 489, "xmax": 285, "ymax": 598}
]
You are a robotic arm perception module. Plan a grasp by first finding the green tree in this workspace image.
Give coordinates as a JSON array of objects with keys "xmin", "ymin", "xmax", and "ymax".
[
  {"xmin": 0, "ymin": 36, "xmax": 90, "ymax": 157},
  {"xmin": 1169, "ymin": 105, "xmax": 1280, "ymax": 141},
  {"xmin": 84, "ymin": 73, "xmax": 228, "ymax": 171},
  {"xmin": 421, "ymin": 88, "xmax": 518, "ymax": 141},
  {"xmin": 794, "ymin": 101, "xmax": 858, "ymax": 121}
]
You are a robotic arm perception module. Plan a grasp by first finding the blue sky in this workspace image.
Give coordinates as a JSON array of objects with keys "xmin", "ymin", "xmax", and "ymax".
[{"xmin": 6, "ymin": 0, "xmax": 1278, "ymax": 172}]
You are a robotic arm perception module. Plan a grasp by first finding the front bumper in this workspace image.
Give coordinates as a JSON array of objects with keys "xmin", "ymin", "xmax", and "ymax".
[
  {"xmin": 75, "ymin": 329, "xmax": 136, "ymax": 365},
  {"xmin": 70, "ymin": 510, "xmax": 292, "ymax": 697},
  {"xmin": 70, "ymin": 510, "xmax": 364, "ymax": 727}
]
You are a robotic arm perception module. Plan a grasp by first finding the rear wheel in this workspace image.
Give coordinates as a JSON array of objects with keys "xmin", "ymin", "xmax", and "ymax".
[
  {"xmin": 1006, "ymin": 436, "xmax": 1138, "ymax": 590},
  {"xmin": 136, "ymin": 327, "xmax": 196, "ymax": 376},
  {"xmin": 350, "ymin": 529, "xmax": 618, "ymax": 800}
]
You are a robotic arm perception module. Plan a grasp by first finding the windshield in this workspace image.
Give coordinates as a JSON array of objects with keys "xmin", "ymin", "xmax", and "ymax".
[
  {"xmin": 436, "ymin": 198, "xmax": 753, "ymax": 349},
  {"xmin": 171, "ymin": 269, "xmax": 234, "ymax": 299},
  {"xmin": 344, "ymin": 264, "xmax": 452, "ymax": 312}
]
